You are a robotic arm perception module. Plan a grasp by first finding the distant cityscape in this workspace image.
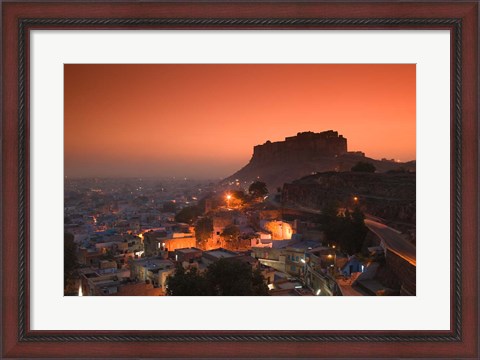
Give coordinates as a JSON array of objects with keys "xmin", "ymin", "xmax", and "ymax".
[{"xmin": 65, "ymin": 130, "xmax": 416, "ymax": 297}]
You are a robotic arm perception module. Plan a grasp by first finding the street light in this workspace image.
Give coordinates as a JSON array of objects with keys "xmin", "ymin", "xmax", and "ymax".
[{"xmin": 327, "ymin": 253, "xmax": 337, "ymax": 275}]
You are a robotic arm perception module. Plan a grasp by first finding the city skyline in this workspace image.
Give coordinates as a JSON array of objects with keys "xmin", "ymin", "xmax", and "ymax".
[{"xmin": 65, "ymin": 64, "xmax": 416, "ymax": 179}]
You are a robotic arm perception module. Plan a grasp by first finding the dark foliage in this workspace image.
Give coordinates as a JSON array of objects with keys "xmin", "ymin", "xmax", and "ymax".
[
  {"xmin": 230, "ymin": 190, "xmax": 248, "ymax": 203},
  {"xmin": 351, "ymin": 161, "xmax": 376, "ymax": 173},
  {"xmin": 174, "ymin": 205, "xmax": 203, "ymax": 224},
  {"xmin": 320, "ymin": 204, "xmax": 368, "ymax": 255},
  {"xmin": 195, "ymin": 216, "xmax": 213, "ymax": 246},
  {"xmin": 166, "ymin": 264, "xmax": 210, "ymax": 296},
  {"xmin": 166, "ymin": 258, "xmax": 269, "ymax": 296},
  {"xmin": 248, "ymin": 181, "xmax": 268, "ymax": 198},
  {"xmin": 221, "ymin": 224, "xmax": 240, "ymax": 240},
  {"xmin": 64, "ymin": 232, "xmax": 78, "ymax": 289}
]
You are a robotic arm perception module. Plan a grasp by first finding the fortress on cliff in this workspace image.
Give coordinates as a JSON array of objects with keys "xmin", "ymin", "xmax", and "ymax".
[
  {"xmin": 224, "ymin": 130, "xmax": 412, "ymax": 191},
  {"xmin": 251, "ymin": 130, "xmax": 348, "ymax": 164}
]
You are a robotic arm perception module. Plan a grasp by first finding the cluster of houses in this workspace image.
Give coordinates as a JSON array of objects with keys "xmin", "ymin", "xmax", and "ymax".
[
  {"xmin": 76, "ymin": 220, "xmax": 371, "ymax": 296},
  {"xmin": 66, "ymin": 179, "xmax": 411, "ymax": 297}
]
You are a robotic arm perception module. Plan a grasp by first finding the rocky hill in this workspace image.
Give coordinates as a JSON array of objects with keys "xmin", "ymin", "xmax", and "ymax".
[
  {"xmin": 223, "ymin": 130, "xmax": 415, "ymax": 190},
  {"xmin": 283, "ymin": 171, "xmax": 416, "ymax": 226}
]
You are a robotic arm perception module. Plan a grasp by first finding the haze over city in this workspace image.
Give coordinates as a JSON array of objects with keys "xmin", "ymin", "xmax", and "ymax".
[
  {"xmin": 64, "ymin": 64, "xmax": 415, "ymax": 179},
  {"xmin": 65, "ymin": 64, "xmax": 417, "ymax": 297}
]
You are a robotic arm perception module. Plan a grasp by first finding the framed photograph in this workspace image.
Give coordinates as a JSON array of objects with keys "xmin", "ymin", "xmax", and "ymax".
[{"xmin": 2, "ymin": 1, "xmax": 478, "ymax": 358}]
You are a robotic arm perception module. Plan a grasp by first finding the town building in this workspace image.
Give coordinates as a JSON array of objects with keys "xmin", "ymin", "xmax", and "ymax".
[{"xmin": 130, "ymin": 257, "xmax": 175, "ymax": 292}]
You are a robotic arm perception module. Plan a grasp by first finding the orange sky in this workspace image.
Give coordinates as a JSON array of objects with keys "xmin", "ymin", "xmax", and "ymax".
[{"xmin": 64, "ymin": 64, "xmax": 415, "ymax": 179}]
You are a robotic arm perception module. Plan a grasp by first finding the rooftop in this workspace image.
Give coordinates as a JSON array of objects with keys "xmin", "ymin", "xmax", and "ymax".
[
  {"xmin": 176, "ymin": 247, "xmax": 202, "ymax": 254},
  {"xmin": 287, "ymin": 240, "xmax": 324, "ymax": 251},
  {"xmin": 203, "ymin": 248, "xmax": 239, "ymax": 260},
  {"xmin": 133, "ymin": 258, "xmax": 174, "ymax": 270}
]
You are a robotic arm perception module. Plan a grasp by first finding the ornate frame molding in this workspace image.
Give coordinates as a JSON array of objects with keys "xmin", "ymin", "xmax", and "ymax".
[{"xmin": 16, "ymin": 17, "xmax": 463, "ymax": 343}]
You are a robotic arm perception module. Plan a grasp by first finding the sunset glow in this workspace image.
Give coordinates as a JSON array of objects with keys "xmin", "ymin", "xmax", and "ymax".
[{"xmin": 64, "ymin": 64, "xmax": 415, "ymax": 179}]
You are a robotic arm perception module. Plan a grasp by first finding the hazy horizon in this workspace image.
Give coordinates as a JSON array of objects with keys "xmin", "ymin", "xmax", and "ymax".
[{"xmin": 65, "ymin": 64, "xmax": 416, "ymax": 178}]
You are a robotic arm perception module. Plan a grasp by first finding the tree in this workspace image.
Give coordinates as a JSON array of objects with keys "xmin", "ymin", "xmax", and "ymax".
[
  {"xmin": 220, "ymin": 224, "xmax": 241, "ymax": 249},
  {"xmin": 175, "ymin": 205, "xmax": 202, "ymax": 224},
  {"xmin": 229, "ymin": 190, "xmax": 247, "ymax": 207},
  {"xmin": 221, "ymin": 224, "xmax": 240, "ymax": 241},
  {"xmin": 336, "ymin": 207, "xmax": 368, "ymax": 255},
  {"xmin": 319, "ymin": 201, "xmax": 340, "ymax": 244},
  {"xmin": 248, "ymin": 181, "xmax": 268, "ymax": 198},
  {"xmin": 206, "ymin": 259, "xmax": 269, "ymax": 296},
  {"xmin": 351, "ymin": 161, "xmax": 376, "ymax": 173},
  {"xmin": 320, "ymin": 203, "xmax": 368, "ymax": 255},
  {"xmin": 166, "ymin": 259, "xmax": 269, "ymax": 296},
  {"xmin": 195, "ymin": 216, "xmax": 213, "ymax": 247},
  {"xmin": 166, "ymin": 264, "xmax": 210, "ymax": 296},
  {"xmin": 251, "ymin": 267, "xmax": 270, "ymax": 296},
  {"xmin": 64, "ymin": 232, "xmax": 78, "ymax": 292},
  {"xmin": 345, "ymin": 206, "xmax": 369, "ymax": 253},
  {"xmin": 231, "ymin": 190, "xmax": 247, "ymax": 202}
]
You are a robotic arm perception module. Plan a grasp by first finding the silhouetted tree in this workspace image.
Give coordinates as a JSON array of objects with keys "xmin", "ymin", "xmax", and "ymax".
[
  {"xmin": 231, "ymin": 190, "xmax": 247, "ymax": 202},
  {"xmin": 248, "ymin": 181, "xmax": 268, "ymax": 198},
  {"xmin": 320, "ymin": 203, "xmax": 368, "ymax": 255},
  {"xmin": 251, "ymin": 267, "xmax": 270, "ymax": 296},
  {"xmin": 206, "ymin": 259, "xmax": 269, "ymax": 296},
  {"xmin": 175, "ymin": 205, "xmax": 202, "ymax": 224},
  {"xmin": 351, "ymin": 161, "xmax": 376, "ymax": 173},
  {"xmin": 64, "ymin": 232, "xmax": 78, "ymax": 291},
  {"xmin": 341, "ymin": 206, "xmax": 368, "ymax": 254},
  {"xmin": 228, "ymin": 190, "xmax": 248, "ymax": 207},
  {"xmin": 166, "ymin": 264, "xmax": 210, "ymax": 296},
  {"xmin": 195, "ymin": 217, "xmax": 213, "ymax": 247},
  {"xmin": 319, "ymin": 201, "xmax": 340, "ymax": 245},
  {"xmin": 166, "ymin": 259, "xmax": 269, "ymax": 296},
  {"xmin": 221, "ymin": 224, "xmax": 240, "ymax": 241}
]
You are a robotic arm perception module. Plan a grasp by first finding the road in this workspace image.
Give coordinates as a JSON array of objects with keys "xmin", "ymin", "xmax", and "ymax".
[
  {"xmin": 265, "ymin": 199, "xmax": 416, "ymax": 266},
  {"xmin": 364, "ymin": 219, "xmax": 416, "ymax": 266}
]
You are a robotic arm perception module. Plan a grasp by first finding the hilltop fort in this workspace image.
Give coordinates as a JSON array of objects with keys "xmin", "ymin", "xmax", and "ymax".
[
  {"xmin": 224, "ymin": 130, "xmax": 414, "ymax": 191},
  {"xmin": 251, "ymin": 130, "xmax": 348, "ymax": 165}
]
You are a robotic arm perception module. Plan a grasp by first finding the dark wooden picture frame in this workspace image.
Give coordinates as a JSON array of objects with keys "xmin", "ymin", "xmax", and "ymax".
[{"xmin": 1, "ymin": 1, "xmax": 478, "ymax": 358}]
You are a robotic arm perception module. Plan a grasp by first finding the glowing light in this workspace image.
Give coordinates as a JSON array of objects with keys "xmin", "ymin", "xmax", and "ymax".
[
  {"xmin": 332, "ymin": 245, "xmax": 336, "ymax": 249},
  {"xmin": 78, "ymin": 284, "xmax": 83, "ymax": 297},
  {"xmin": 353, "ymin": 196, "xmax": 358, "ymax": 202},
  {"xmin": 316, "ymin": 289, "xmax": 321, "ymax": 295},
  {"xmin": 300, "ymin": 258, "xmax": 306, "ymax": 264},
  {"xmin": 328, "ymin": 254, "xmax": 333, "ymax": 259}
]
